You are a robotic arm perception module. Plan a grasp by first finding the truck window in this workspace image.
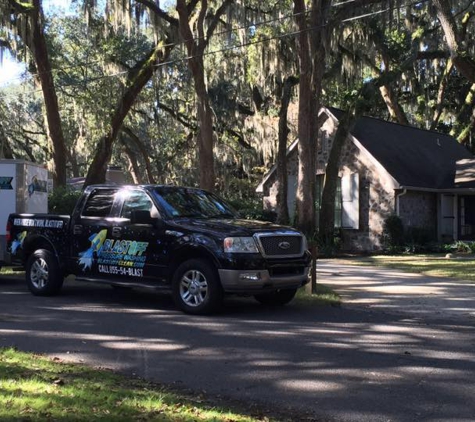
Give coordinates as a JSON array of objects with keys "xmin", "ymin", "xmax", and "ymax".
[
  {"xmin": 82, "ymin": 189, "xmax": 118, "ymax": 217},
  {"xmin": 120, "ymin": 190, "xmax": 155, "ymax": 219}
]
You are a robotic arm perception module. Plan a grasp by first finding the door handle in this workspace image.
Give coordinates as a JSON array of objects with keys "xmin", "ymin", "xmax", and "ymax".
[
  {"xmin": 112, "ymin": 227, "xmax": 122, "ymax": 238},
  {"xmin": 73, "ymin": 225, "xmax": 83, "ymax": 235}
]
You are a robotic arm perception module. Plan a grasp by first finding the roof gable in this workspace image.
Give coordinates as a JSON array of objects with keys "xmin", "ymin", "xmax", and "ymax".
[
  {"xmin": 257, "ymin": 107, "xmax": 475, "ymax": 193},
  {"xmin": 350, "ymin": 116, "xmax": 472, "ymax": 189}
]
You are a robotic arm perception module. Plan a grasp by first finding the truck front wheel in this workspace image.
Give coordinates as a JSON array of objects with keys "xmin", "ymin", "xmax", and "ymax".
[
  {"xmin": 172, "ymin": 259, "xmax": 223, "ymax": 315},
  {"xmin": 254, "ymin": 288, "xmax": 297, "ymax": 306},
  {"xmin": 26, "ymin": 249, "xmax": 64, "ymax": 296}
]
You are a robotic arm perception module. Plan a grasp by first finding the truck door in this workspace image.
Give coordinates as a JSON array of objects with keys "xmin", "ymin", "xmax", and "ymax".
[
  {"xmin": 112, "ymin": 189, "xmax": 168, "ymax": 282},
  {"xmin": 70, "ymin": 188, "xmax": 120, "ymax": 279}
]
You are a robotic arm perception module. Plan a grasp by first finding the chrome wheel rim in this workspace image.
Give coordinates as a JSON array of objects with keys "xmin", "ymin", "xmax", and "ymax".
[
  {"xmin": 179, "ymin": 270, "xmax": 208, "ymax": 307},
  {"xmin": 30, "ymin": 257, "xmax": 49, "ymax": 289}
]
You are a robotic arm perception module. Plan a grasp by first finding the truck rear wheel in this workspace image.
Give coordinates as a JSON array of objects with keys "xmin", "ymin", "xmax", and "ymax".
[
  {"xmin": 172, "ymin": 259, "xmax": 223, "ymax": 315},
  {"xmin": 254, "ymin": 288, "xmax": 297, "ymax": 306},
  {"xmin": 26, "ymin": 249, "xmax": 64, "ymax": 296}
]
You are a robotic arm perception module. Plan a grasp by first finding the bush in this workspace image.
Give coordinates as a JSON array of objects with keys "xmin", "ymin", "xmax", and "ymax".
[
  {"xmin": 225, "ymin": 197, "xmax": 276, "ymax": 222},
  {"xmin": 314, "ymin": 230, "xmax": 341, "ymax": 257},
  {"xmin": 404, "ymin": 226, "xmax": 437, "ymax": 253},
  {"xmin": 48, "ymin": 186, "xmax": 82, "ymax": 214},
  {"xmin": 382, "ymin": 215, "xmax": 404, "ymax": 252},
  {"xmin": 451, "ymin": 240, "xmax": 475, "ymax": 254}
]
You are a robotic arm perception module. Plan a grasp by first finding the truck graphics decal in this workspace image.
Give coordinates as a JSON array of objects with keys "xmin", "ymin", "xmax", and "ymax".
[
  {"xmin": 78, "ymin": 230, "xmax": 149, "ymax": 277},
  {"xmin": 79, "ymin": 230, "xmax": 107, "ymax": 270},
  {"xmin": 13, "ymin": 218, "xmax": 64, "ymax": 229},
  {"xmin": 10, "ymin": 231, "xmax": 27, "ymax": 254}
]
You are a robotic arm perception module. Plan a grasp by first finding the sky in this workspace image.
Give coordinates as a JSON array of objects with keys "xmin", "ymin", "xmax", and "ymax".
[
  {"xmin": 0, "ymin": 53, "xmax": 25, "ymax": 87},
  {"xmin": 0, "ymin": 0, "xmax": 70, "ymax": 87}
]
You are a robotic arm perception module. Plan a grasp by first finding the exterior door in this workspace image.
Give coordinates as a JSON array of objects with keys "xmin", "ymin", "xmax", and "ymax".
[
  {"xmin": 112, "ymin": 189, "xmax": 169, "ymax": 283},
  {"xmin": 458, "ymin": 196, "xmax": 475, "ymax": 240}
]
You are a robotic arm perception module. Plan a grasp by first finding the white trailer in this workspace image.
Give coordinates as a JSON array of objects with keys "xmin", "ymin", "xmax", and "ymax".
[{"xmin": 0, "ymin": 160, "xmax": 48, "ymax": 264}]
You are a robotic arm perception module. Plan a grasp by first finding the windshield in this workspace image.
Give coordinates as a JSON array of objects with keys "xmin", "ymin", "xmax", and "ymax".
[{"xmin": 151, "ymin": 187, "xmax": 237, "ymax": 219}]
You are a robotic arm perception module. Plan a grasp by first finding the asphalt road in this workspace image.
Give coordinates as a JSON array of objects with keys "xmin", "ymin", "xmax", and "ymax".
[{"xmin": 1, "ymin": 265, "xmax": 475, "ymax": 422}]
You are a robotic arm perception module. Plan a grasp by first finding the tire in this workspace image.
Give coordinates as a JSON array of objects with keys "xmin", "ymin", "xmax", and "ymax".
[
  {"xmin": 254, "ymin": 288, "xmax": 297, "ymax": 306},
  {"xmin": 172, "ymin": 259, "xmax": 223, "ymax": 315},
  {"xmin": 25, "ymin": 249, "xmax": 64, "ymax": 296}
]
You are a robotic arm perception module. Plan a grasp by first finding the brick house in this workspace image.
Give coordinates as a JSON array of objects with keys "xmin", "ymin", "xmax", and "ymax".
[{"xmin": 256, "ymin": 107, "xmax": 475, "ymax": 252}]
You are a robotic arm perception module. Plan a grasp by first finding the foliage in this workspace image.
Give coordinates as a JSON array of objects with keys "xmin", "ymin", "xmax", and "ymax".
[
  {"xmin": 48, "ymin": 186, "xmax": 82, "ymax": 215},
  {"xmin": 314, "ymin": 230, "xmax": 342, "ymax": 258},
  {"xmin": 294, "ymin": 284, "xmax": 341, "ymax": 307},
  {"xmin": 0, "ymin": 347, "xmax": 261, "ymax": 421},
  {"xmin": 450, "ymin": 240, "xmax": 475, "ymax": 254},
  {"xmin": 1, "ymin": 0, "xmax": 475, "ymax": 227},
  {"xmin": 403, "ymin": 227, "xmax": 438, "ymax": 253},
  {"xmin": 382, "ymin": 215, "xmax": 405, "ymax": 252},
  {"xmin": 226, "ymin": 197, "xmax": 276, "ymax": 222}
]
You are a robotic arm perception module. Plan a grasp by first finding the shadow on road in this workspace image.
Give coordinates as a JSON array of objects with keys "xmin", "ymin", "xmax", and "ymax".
[{"xmin": 1, "ymin": 275, "xmax": 475, "ymax": 422}]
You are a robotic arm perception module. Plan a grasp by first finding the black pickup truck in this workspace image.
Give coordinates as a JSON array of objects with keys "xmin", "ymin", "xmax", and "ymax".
[{"xmin": 5, "ymin": 185, "xmax": 311, "ymax": 314}]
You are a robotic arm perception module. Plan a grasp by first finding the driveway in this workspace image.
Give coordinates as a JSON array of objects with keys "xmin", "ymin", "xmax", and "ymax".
[
  {"xmin": 317, "ymin": 259, "xmax": 475, "ymax": 320},
  {"xmin": 1, "ymin": 265, "xmax": 475, "ymax": 422}
]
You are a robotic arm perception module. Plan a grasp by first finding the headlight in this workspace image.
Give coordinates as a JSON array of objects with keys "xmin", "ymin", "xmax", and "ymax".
[{"xmin": 223, "ymin": 237, "xmax": 259, "ymax": 253}]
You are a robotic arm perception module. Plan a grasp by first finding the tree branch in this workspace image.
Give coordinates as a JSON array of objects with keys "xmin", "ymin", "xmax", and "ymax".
[
  {"xmin": 134, "ymin": 0, "xmax": 178, "ymax": 26},
  {"xmin": 204, "ymin": 0, "xmax": 233, "ymax": 48}
]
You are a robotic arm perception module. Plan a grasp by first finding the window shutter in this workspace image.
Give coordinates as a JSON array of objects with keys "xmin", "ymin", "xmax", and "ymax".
[
  {"xmin": 342, "ymin": 173, "xmax": 359, "ymax": 229},
  {"xmin": 287, "ymin": 174, "xmax": 298, "ymax": 219}
]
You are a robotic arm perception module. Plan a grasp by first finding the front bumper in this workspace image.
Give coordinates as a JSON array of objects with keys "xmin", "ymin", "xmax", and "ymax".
[{"xmin": 218, "ymin": 267, "xmax": 310, "ymax": 293}]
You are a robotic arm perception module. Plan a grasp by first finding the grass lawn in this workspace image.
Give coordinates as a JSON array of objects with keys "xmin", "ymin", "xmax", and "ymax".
[
  {"xmin": 295, "ymin": 283, "xmax": 341, "ymax": 306},
  {"xmin": 335, "ymin": 254, "xmax": 475, "ymax": 282},
  {"xmin": 0, "ymin": 266, "xmax": 24, "ymax": 276},
  {"xmin": 0, "ymin": 347, "xmax": 275, "ymax": 422}
]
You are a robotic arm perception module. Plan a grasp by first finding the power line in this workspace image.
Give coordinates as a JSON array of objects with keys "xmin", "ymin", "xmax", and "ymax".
[
  {"xmin": 0, "ymin": 0, "xmax": 431, "ymax": 99},
  {"xmin": 1, "ymin": 7, "xmax": 311, "ymax": 86}
]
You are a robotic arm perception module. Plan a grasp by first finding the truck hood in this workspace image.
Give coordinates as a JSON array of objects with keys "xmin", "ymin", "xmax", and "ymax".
[{"xmin": 169, "ymin": 217, "xmax": 300, "ymax": 238}]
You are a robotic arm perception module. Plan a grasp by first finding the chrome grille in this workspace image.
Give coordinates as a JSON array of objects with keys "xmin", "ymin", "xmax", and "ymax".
[{"xmin": 255, "ymin": 233, "xmax": 304, "ymax": 258}]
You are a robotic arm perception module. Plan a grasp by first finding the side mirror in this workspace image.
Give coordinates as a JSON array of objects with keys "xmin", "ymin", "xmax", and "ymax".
[{"xmin": 130, "ymin": 210, "xmax": 160, "ymax": 227}]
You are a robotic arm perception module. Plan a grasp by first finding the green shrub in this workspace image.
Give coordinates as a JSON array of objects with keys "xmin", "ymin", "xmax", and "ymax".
[
  {"xmin": 453, "ymin": 240, "xmax": 473, "ymax": 253},
  {"xmin": 314, "ymin": 230, "xmax": 341, "ymax": 257},
  {"xmin": 404, "ymin": 226, "xmax": 437, "ymax": 253},
  {"xmin": 48, "ymin": 187, "xmax": 82, "ymax": 214},
  {"xmin": 225, "ymin": 197, "xmax": 276, "ymax": 222},
  {"xmin": 382, "ymin": 215, "xmax": 404, "ymax": 251}
]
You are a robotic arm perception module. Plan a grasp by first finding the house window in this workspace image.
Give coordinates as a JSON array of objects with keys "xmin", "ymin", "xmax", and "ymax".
[{"xmin": 315, "ymin": 175, "xmax": 342, "ymax": 228}]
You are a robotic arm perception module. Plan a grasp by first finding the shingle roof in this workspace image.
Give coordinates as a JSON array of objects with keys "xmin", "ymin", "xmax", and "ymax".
[{"xmin": 329, "ymin": 108, "xmax": 474, "ymax": 189}]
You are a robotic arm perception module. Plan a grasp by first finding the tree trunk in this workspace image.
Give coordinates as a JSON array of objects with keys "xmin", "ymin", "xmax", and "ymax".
[
  {"xmin": 192, "ymin": 61, "xmax": 216, "ymax": 191},
  {"xmin": 379, "ymin": 85, "xmax": 409, "ymax": 125},
  {"xmin": 120, "ymin": 136, "xmax": 142, "ymax": 184},
  {"xmin": 276, "ymin": 76, "xmax": 299, "ymax": 225},
  {"xmin": 0, "ymin": 136, "xmax": 14, "ymax": 159},
  {"xmin": 84, "ymin": 44, "xmax": 172, "ymax": 187},
  {"xmin": 433, "ymin": 0, "xmax": 475, "ymax": 84},
  {"xmin": 450, "ymin": 83, "xmax": 475, "ymax": 142},
  {"xmin": 176, "ymin": 0, "xmax": 232, "ymax": 191},
  {"xmin": 31, "ymin": 0, "xmax": 67, "ymax": 187},
  {"xmin": 67, "ymin": 148, "xmax": 80, "ymax": 178},
  {"xmin": 294, "ymin": 0, "xmax": 318, "ymax": 236},
  {"xmin": 319, "ymin": 110, "xmax": 356, "ymax": 246},
  {"xmin": 430, "ymin": 59, "xmax": 454, "ymax": 130},
  {"xmin": 122, "ymin": 127, "xmax": 156, "ymax": 184},
  {"xmin": 176, "ymin": 0, "xmax": 216, "ymax": 191}
]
